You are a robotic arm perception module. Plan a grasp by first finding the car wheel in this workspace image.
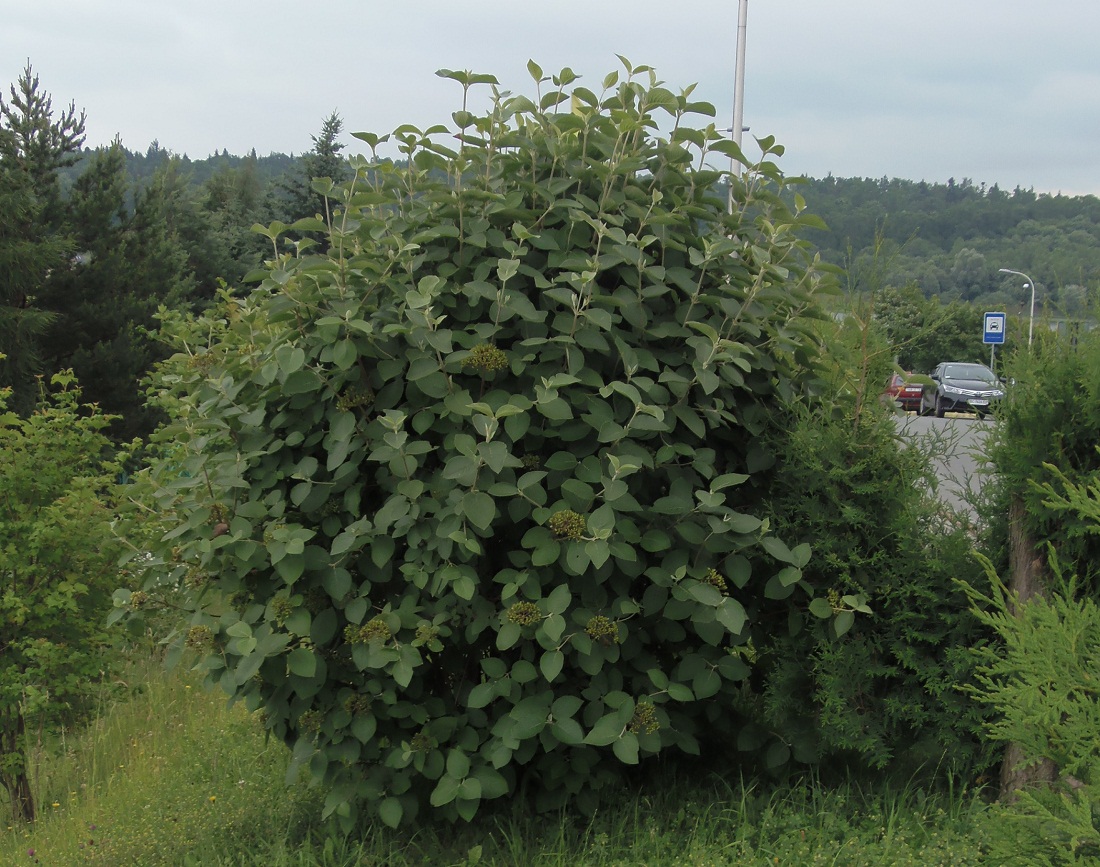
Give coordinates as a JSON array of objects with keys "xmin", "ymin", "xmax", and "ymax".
[{"xmin": 934, "ymin": 394, "xmax": 946, "ymax": 418}]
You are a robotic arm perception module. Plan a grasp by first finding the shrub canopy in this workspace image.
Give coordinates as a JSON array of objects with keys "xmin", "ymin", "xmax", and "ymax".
[{"xmin": 123, "ymin": 61, "xmax": 837, "ymax": 827}]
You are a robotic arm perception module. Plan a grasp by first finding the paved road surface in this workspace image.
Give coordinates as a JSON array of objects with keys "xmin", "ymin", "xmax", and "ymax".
[{"xmin": 895, "ymin": 413, "xmax": 993, "ymax": 519}]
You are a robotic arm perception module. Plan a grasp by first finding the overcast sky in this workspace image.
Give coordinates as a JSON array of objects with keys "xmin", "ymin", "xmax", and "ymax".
[{"xmin": 3, "ymin": 1, "xmax": 1098, "ymax": 196}]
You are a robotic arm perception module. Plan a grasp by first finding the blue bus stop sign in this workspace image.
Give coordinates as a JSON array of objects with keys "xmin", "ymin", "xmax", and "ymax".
[{"xmin": 984, "ymin": 312, "xmax": 1006, "ymax": 344}]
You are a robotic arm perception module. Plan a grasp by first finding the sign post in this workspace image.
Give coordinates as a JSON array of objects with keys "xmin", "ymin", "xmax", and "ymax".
[{"xmin": 984, "ymin": 311, "xmax": 1006, "ymax": 370}]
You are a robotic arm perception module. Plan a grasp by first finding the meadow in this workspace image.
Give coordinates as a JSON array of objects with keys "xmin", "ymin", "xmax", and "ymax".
[{"xmin": 2, "ymin": 650, "xmax": 1024, "ymax": 867}]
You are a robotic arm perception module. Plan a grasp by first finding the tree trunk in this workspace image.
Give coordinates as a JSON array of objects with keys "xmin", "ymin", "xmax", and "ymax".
[
  {"xmin": 1, "ymin": 707, "xmax": 36, "ymax": 824},
  {"xmin": 999, "ymin": 495, "xmax": 1057, "ymax": 801}
]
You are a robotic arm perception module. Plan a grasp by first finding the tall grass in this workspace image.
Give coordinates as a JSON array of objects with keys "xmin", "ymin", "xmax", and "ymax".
[
  {"xmin": 2, "ymin": 649, "xmax": 322, "ymax": 865},
  {"xmin": 3, "ymin": 650, "xmax": 1015, "ymax": 865}
]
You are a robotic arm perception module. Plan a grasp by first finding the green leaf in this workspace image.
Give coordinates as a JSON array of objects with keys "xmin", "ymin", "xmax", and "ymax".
[
  {"xmin": 462, "ymin": 491, "xmax": 496, "ymax": 530},
  {"xmin": 809, "ymin": 598, "xmax": 833, "ymax": 619},
  {"xmin": 379, "ymin": 797, "xmax": 404, "ymax": 828},
  {"xmin": 585, "ymin": 712, "xmax": 624, "ymax": 746},
  {"xmin": 540, "ymin": 650, "xmax": 564, "ymax": 682},
  {"xmin": 612, "ymin": 732, "xmax": 640, "ymax": 764},
  {"xmin": 288, "ymin": 648, "xmax": 317, "ymax": 678},
  {"xmin": 834, "ymin": 610, "xmax": 856, "ymax": 637}
]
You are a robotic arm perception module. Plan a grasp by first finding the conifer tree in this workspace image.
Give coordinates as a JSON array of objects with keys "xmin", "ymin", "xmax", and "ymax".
[{"xmin": 0, "ymin": 65, "xmax": 84, "ymax": 409}]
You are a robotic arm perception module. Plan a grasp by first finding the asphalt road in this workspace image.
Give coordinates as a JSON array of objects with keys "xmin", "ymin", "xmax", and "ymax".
[{"xmin": 895, "ymin": 412, "xmax": 994, "ymax": 519}]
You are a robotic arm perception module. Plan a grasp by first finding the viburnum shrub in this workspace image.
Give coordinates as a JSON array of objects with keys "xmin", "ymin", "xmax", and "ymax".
[{"xmin": 120, "ymin": 59, "xmax": 837, "ymax": 828}]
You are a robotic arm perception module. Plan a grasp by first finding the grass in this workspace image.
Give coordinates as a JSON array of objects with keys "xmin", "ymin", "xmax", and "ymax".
[{"xmin": 0, "ymin": 651, "xmax": 1035, "ymax": 865}]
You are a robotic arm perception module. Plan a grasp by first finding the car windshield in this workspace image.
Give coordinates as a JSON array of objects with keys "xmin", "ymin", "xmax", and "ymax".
[{"xmin": 944, "ymin": 364, "xmax": 996, "ymax": 384}]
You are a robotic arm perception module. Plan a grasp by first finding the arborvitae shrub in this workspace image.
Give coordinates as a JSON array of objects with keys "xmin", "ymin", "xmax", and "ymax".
[{"xmin": 122, "ymin": 61, "xmax": 839, "ymax": 827}]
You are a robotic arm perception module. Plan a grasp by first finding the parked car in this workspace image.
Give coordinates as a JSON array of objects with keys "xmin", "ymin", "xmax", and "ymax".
[
  {"xmin": 882, "ymin": 372, "xmax": 924, "ymax": 412},
  {"xmin": 921, "ymin": 362, "xmax": 1005, "ymax": 417}
]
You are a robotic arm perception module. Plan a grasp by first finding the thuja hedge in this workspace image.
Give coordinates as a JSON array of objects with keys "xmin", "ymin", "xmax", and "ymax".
[{"xmin": 119, "ymin": 61, "xmax": 840, "ymax": 827}]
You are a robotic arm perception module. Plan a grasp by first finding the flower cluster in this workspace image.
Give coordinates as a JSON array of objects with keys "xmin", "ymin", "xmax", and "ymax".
[
  {"xmin": 548, "ymin": 509, "xmax": 586, "ymax": 540},
  {"xmin": 585, "ymin": 615, "xmax": 620, "ymax": 645},
  {"xmin": 298, "ymin": 709, "xmax": 323, "ymax": 734},
  {"xmin": 344, "ymin": 693, "xmax": 372, "ymax": 716},
  {"xmin": 184, "ymin": 567, "xmax": 209, "ymax": 590},
  {"xmin": 628, "ymin": 701, "xmax": 660, "ymax": 735},
  {"xmin": 506, "ymin": 601, "xmax": 542, "ymax": 627},
  {"xmin": 185, "ymin": 625, "xmax": 214, "ymax": 650},
  {"xmin": 270, "ymin": 596, "xmax": 293, "ymax": 626},
  {"xmin": 466, "ymin": 343, "xmax": 508, "ymax": 373},
  {"xmin": 827, "ymin": 588, "xmax": 842, "ymax": 611},
  {"xmin": 413, "ymin": 623, "xmax": 441, "ymax": 647},
  {"xmin": 410, "ymin": 730, "xmax": 435, "ymax": 752},
  {"xmin": 344, "ymin": 617, "xmax": 392, "ymax": 644},
  {"xmin": 129, "ymin": 590, "xmax": 149, "ymax": 609},
  {"xmin": 702, "ymin": 568, "xmax": 728, "ymax": 594},
  {"xmin": 336, "ymin": 384, "xmax": 374, "ymax": 412},
  {"xmin": 187, "ymin": 352, "xmax": 217, "ymax": 373}
]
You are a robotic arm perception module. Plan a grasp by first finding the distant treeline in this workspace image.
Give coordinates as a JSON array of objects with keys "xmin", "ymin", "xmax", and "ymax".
[
  {"xmin": 64, "ymin": 145, "xmax": 1100, "ymax": 316},
  {"xmin": 794, "ymin": 175, "xmax": 1100, "ymax": 315}
]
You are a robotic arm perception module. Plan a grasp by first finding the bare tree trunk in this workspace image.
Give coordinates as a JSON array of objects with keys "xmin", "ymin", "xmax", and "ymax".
[
  {"xmin": 1, "ymin": 706, "xmax": 36, "ymax": 824},
  {"xmin": 999, "ymin": 495, "xmax": 1057, "ymax": 801}
]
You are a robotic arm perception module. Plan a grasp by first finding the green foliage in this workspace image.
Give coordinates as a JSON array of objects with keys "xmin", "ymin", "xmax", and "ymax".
[
  {"xmin": 752, "ymin": 310, "xmax": 992, "ymax": 776},
  {"xmin": 0, "ymin": 65, "xmax": 84, "ymax": 410},
  {"xmin": 796, "ymin": 175, "xmax": 1100, "ymax": 311},
  {"xmin": 3, "ymin": 657, "xmax": 998, "ymax": 867},
  {"xmin": 872, "ymin": 283, "xmax": 985, "ymax": 374},
  {"xmin": 124, "ymin": 60, "xmax": 836, "ymax": 828},
  {"xmin": 962, "ymin": 553, "xmax": 1100, "ymax": 863},
  {"xmin": 1, "ymin": 654, "xmax": 323, "ymax": 866},
  {"xmin": 984, "ymin": 327, "xmax": 1100, "ymax": 584},
  {"xmin": 0, "ymin": 369, "xmax": 123, "ymax": 823}
]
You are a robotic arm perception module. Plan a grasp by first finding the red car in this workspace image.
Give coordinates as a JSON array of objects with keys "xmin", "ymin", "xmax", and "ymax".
[{"xmin": 883, "ymin": 372, "xmax": 924, "ymax": 413}]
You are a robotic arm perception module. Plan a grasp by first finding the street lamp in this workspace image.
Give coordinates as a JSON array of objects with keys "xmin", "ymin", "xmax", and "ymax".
[
  {"xmin": 727, "ymin": 0, "xmax": 749, "ymax": 215},
  {"xmin": 998, "ymin": 268, "xmax": 1037, "ymax": 346}
]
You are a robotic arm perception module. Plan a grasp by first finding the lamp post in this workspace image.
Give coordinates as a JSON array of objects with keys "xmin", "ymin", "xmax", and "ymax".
[
  {"xmin": 727, "ymin": 0, "xmax": 749, "ymax": 214},
  {"xmin": 998, "ymin": 268, "xmax": 1037, "ymax": 346}
]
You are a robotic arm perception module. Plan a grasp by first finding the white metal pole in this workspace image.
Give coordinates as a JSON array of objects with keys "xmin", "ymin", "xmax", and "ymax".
[
  {"xmin": 728, "ymin": 0, "xmax": 749, "ymax": 214},
  {"xmin": 998, "ymin": 268, "xmax": 1037, "ymax": 346},
  {"xmin": 1027, "ymin": 282, "xmax": 1036, "ymax": 346},
  {"xmin": 732, "ymin": 0, "xmax": 748, "ymax": 152}
]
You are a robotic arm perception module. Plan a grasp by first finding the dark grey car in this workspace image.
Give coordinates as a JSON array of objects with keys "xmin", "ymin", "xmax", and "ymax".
[{"xmin": 921, "ymin": 362, "xmax": 1005, "ymax": 417}]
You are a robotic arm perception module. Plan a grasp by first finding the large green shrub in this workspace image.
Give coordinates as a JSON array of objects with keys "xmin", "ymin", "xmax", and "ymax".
[
  {"xmin": 122, "ymin": 61, "xmax": 837, "ymax": 827},
  {"xmin": 984, "ymin": 329, "xmax": 1100, "ymax": 585},
  {"xmin": 714, "ymin": 302, "xmax": 993, "ymax": 779},
  {"xmin": 0, "ymin": 370, "xmax": 123, "ymax": 823}
]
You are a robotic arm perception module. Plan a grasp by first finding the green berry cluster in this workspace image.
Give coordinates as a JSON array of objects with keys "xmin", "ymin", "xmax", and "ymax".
[
  {"xmin": 521, "ymin": 454, "xmax": 542, "ymax": 470},
  {"xmin": 410, "ymin": 730, "xmax": 435, "ymax": 752},
  {"xmin": 298, "ymin": 709, "xmax": 323, "ymax": 734},
  {"xmin": 413, "ymin": 624, "xmax": 440, "ymax": 646},
  {"xmin": 506, "ymin": 601, "xmax": 541, "ymax": 627},
  {"xmin": 703, "ymin": 568, "xmax": 728, "ymax": 594},
  {"xmin": 466, "ymin": 343, "xmax": 508, "ymax": 373},
  {"xmin": 548, "ymin": 509, "xmax": 586, "ymax": 540},
  {"xmin": 185, "ymin": 625, "xmax": 214, "ymax": 650},
  {"xmin": 336, "ymin": 385, "xmax": 374, "ymax": 412},
  {"xmin": 344, "ymin": 617, "xmax": 393, "ymax": 644},
  {"xmin": 129, "ymin": 590, "xmax": 149, "ymax": 609},
  {"xmin": 187, "ymin": 352, "xmax": 216, "ymax": 373},
  {"xmin": 270, "ymin": 596, "xmax": 293, "ymax": 626},
  {"xmin": 585, "ymin": 615, "xmax": 620, "ymax": 645},
  {"xmin": 344, "ymin": 694, "xmax": 372, "ymax": 716},
  {"xmin": 262, "ymin": 522, "xmax": 286, "ymax": 545},
  {"xmin": 628, "ymin": 701, "xmax": 660, "ymax": 735},
  {"xmin": 184, "ymin": 568, "xmax": 208, "ymax": 590}
]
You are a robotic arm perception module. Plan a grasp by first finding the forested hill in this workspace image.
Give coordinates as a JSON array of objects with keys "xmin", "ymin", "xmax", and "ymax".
[
  {"xmin": 60, "ymin": 146, "xmax": 1100, "ymax": 314},
  {"xmin": 795, "ymin": 175, "xmax": 1100, "ymax": 312}
]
